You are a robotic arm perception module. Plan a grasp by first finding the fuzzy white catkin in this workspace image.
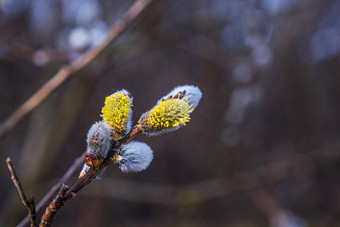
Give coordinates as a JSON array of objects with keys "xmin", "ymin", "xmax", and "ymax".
[
  {"xmin": 86, "ymin": 121, "xmax": 112, "ymax": 159},
  {"xmin": 158, "ymin": 85, "xmax": 203, "ymax": 109},
  {"xmin": 118, "ymin": 141, "xmax": 153, "ymax": 173}
]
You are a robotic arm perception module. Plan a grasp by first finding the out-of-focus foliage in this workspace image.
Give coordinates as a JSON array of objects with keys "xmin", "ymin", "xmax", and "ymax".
[{"xmin": 0, "ymin": 0, "xmax": 340, "ymax": 226}]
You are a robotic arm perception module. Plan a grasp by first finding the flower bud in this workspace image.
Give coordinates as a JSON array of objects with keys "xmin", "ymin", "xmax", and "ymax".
[
  {"xmin": 85, "ymin": 121, "xmax": 112, "ymax": 168},
  {"xmin": 79, "ymin": 163, "xmax": 90, "ymax": 178},
  {"xmin": 79, "ymin": 163, "xmax": 107, "ymax": 179}
]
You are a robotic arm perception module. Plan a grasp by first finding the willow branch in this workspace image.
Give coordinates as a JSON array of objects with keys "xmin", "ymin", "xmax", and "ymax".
[
  {"xmin": 0, "ymin": 0, "xmax": 155, "ymax": 139},
  {"xmin": 6, "ymin": 157, "xmax": 37, "ymax": 227},
  {"xmin": 39, "ymin": 155, "xmax": 113, "ymax": 226},
  {"xmin": 39, "ymin": 124, "xmax": 141, "ymax": 226},
  {"xmin": 19, "ymin": 125, "xmax": 140, "ymax": 226}
]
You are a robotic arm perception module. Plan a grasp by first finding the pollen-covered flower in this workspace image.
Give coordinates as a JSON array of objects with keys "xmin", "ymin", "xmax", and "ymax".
[
  {"xmin": 85, "ymin": 121, "xmax": 112, "ymax": 168},
  {"xmin": 138, "ymin": 85, "xmax": 202, "ymax": 136},
  {"xmin": 115, "ymin": 141, "xmax": 153, "ymax": 173},
  {"xmin": 139, "ymin": 99, "xmax": 193, "ymax": 135},
  {"xmin": 101, "ymin": 89, "xmax": 133, "ymax": 140}
]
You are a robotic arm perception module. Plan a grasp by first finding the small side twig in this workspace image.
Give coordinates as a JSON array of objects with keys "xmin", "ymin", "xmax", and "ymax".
[
  {"xmin": 6, "ymin": 157, "xmax": 37, "ymax": 227},
  {"xmin": 18, "ymin": 153, "xmax": 85, "ymax": 227}
]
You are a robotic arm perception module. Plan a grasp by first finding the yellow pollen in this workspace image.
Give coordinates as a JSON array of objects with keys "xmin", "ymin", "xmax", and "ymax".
[
  {"xmin": 140, "ymin": 98, "xmax": 193, "ymax": 131},
  {"xmin": 101, "ymin": 93, "xmax": 132, "ymax": 139}
]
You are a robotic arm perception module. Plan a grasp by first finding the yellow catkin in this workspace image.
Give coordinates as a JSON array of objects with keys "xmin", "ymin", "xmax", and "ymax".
[
  {"xmin": 101, "ymin": 93, "xmax": 131, "ymax": 139},
  {"xmin": 140, "ymin": 98, "xmax": 193, "ymax": 132}
]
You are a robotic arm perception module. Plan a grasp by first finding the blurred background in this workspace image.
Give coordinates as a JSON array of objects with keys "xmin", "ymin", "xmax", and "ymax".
[{"xmin": 0, "ymin": 0, "xmax": 340, "ymax": 226}]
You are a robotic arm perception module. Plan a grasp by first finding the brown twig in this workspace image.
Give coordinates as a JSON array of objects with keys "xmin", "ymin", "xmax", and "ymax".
[
  {"xmin": 0, "ymin": 0, "xmax": 155, "ymax": 140},
  {"xmin": 116, "ymin": 125, "xmax": 142, "ymax": 147},
  {"xmin": 39, "ymin": 156, "xmax": 111, "ymax": 226},
  {"xmin": 6, "ymin": 157, "xmax": 37, "ymax": 227},
  {"xmin": 17, "ymin": 154, "xmax": 85, "ymax": 227}
]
